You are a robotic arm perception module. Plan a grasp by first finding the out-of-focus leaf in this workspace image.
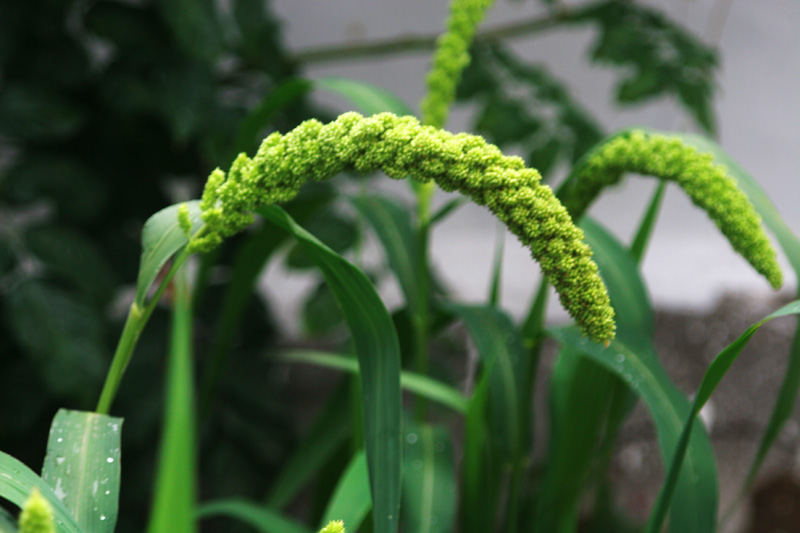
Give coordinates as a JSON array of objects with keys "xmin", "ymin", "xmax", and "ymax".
[
  {"xmin": 301, "ymin": 281, "xmax": 345, "ymax": 337},
  {"xmin": 84, "ymin": 2, "xmax": 165, "ymax": 58},
  {"xmin": 41, "ymin": 410, "xmax": 122, "ymax": 533},
  {"xmin": 459, "ymin": 43, "xmax": 603, "ymax": 171},
  {"xmin": 351, "ymin": 195, "xmax": 424, "ymax": 314},
  {"xmin": 280, "ymin": 350, "xmax": 468, "ymax": 414},
  {"xmin": 25, "ymin": 226, "xmax": 116, "ymax": 302},
  {"xmin": 154, "ymin": 64, "xmax": 215, "ymax": 142},
  {"xmin": 197, "ymin": 500, "xmax": 312, "ymax": 533},
  {"xmin": 0, "ymin": 450, "xmax": 84, "ymax": 533},
  {"xmin": 571, "ymin": 1, "xmax": 718, "ymax": 133},
  {"xmin": 527, "ymin": 137, "xmax": 561, "ymax": 179},
  {"xmin": 0, "ymin": 506, "xmax": 16, "ymax": 532},
  {"xmin": 669, "ymin": 132, "xmax": 800, "ymax": 494},
  {"xmin": 135, "ymin": 201, "xmax": 203, "ymax": 307},
  {"xmin": 461, "ymin": 380, "xmax": 499, "ymax": 533},
  {"xmin": 448, "ymin": 304, "xmax": 527, "ymax": 458},
  {"xmin": 265, "ymin": 384, "xmax": 352, "ymax": 510},
  {"xmin": 146, "ymin": 273, "xmax": 197, "ymax": 533},
  {"xmin": 475, "ymin": 96, "xmax": 542, "ymax": 146},
  {"xmin": 317, "ymin": 77, "xmax": 414, "ymax": 116},
  {"xmin": 259, "ymin": 206, "xmax": 402, "ymax": 533},
  {"xmin": 233, "ymin": 0, "xmax": 295, "ymax": 78},
  {"xmin": 551, "ymin": 328, "xmax": 718, "ymax": 533},
  {"xmin": 2, "ymin": 158, "xmax": 106, "ymax": 222},
  {"xmin": 401, "ymin": 422, "xmax": 457, "ymax": 533},
  {"xmin": 648, "ymin": 300, "xmax": 800, "ymax": 533},
  {"xmin": 234, "ymin": 79, "xmax": 313, "ymax": 155},
  {"xmin": 319, "ymin": 451, "xmax": 371, "ymax": 531},
  {"xmin": 156, "ymin": 0, "xmax": 222, "ymax": 64},
  {"xmin": 5, "ymin": 281, "xmax": 106, "ymax": 399},
  {"xmin": 0, "ymin": 83, "xmax": 85, "ymax": 141},
  {"xmin": 287, "ymin": 207, "xmax": 358, "ymax": 270}
]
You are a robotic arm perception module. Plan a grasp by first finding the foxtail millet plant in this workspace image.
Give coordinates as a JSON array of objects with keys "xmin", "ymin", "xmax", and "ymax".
[
  {"xmin": 184, "ymin": 111, "xmax": 617, "ymax": 343},
  {"xmin": 560, "ymin": 129, "xmax": 783, "ymax": 289}
]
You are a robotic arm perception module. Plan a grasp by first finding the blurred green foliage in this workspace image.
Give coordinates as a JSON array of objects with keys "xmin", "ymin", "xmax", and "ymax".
[{"xmin": 0, "ymin": 0, "xmax": 719, "ymax": 530}]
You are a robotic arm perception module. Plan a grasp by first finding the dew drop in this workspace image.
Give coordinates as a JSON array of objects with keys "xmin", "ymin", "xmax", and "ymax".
[
  {"xmin": 106, "ymin": 457, "xmax": 114, "ymax": 463},
  {"xmin": 100, "ymin": 515, "xmax": 107, "ymax": 521},
  {"xmin": 406, "ymin": 433, "xmax": 418, "ymax": 444},
  {"xmin": 55, "ymin": 457, "xmax": 65, "ymax": 465},
  {"xmin": 615, "ymin": 353, "xmax": 625, "ymax": 364}
]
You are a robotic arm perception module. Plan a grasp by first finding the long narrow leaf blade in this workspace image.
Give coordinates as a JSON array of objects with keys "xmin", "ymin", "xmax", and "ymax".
[
  {"xmin": 648, "ymin": 300, "xmax": 800, "ymax": 532},
  {"xmin": 551, "ymin": 328, "xmax": 718, "ymax": 533},
  {"xmin": 135, "ymin": 201, "xmax": 203, "ymax": 307},
  {"xmin": 448, "ymin": 304, "xmax": 526, "ymax": 459},
  {"xmin": 401, "ymin": 422, "xmax": 456, "ymax": 533},
  {"xmin": 146, "ymin": 272, "xmax": 197, "ymax": 533},
  {"xmin": 0, "ymin": 451, "xmax": 83, "ymax": 533},
  {"xmin": 259, "ymin": 205, "xmax": 402, "ymax": 533},
  {"xmin": 668, "ymin": 132, "xmax": 800, "ymax": 491},
  {"xmin": 279, "ymin": 351, "xmax": 467, "ymax": 414},
  {"xmin": 41, "ymin": 410, "xmax": 122, "ymax": 533},
  {"xmin": 317, "ymin": 77, "xmax": 414, "ymax": 116},
  {"xmin": 265, "ymin": 383, "xmax": 351, "ymax": 510},
  {"xmin": 319, "ymin": 451, "xmax": 371, "ymax": 531},
  {"xmin": 351, "ymin": 196, "xmax": 423, "ymax": 314},
  {"xmin": 197, "ymin": 500, "xmax": 312, "ymax": 533},
  {"xmin": 234, "ymin": 79, "xmax": 313, "ymax": 154}
]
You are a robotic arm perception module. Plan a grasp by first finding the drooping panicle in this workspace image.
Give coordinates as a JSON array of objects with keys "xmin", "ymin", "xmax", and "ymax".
[
  {"xmin": 188, "ymin": 112, "xmax": 616, "ymax": 343},
  {"xmin": 560, "ymin": 129, "xmax": 783, "ymax": 289}
]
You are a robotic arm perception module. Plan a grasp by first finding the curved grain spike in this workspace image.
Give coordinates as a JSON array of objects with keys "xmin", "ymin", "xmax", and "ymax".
[
  {"xmin": 188, "ymin": 112, "xmax": 616, "ymax": 343},
  {"xmin": 560, "ymin": 129, "xmax": 783, "ymax": 289},
  {"xmin": 421, "ymin": 0, "xmax": 495, "ymax": 128}
]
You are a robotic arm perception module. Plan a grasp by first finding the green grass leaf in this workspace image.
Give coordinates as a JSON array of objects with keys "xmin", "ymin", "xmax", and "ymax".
[
  {"xmin": 317, "ymin": 77, "xmax": 414, "ymax": 116},
  {"xmin": 42, "ymin": 410, "xmax": 122, "ymax": 532},
  {"xmin": 258, "ymin": 205, "xmax": 402, "ymax": 533},
  {"xmin": 448, "ymin": 304, "xmax": 527, "ymax": 459},
  {"xmin": 279, "ymin": 350, "xmax": 468, "ymax": 414},
  {"xmin": 0, "ymin": 506, "xmax": 16, "ymax": 533},
  {"xmin": 0, "ymin": 451, "xmax": 84, "ymax": 533},
  {"xmin": 134, "ymin": 201, "xmax": 203, "ymax": 307},
  {"xmin": 197, "ymin": 500, "xmax": 312, "ymax": 533},
  {"xmin": 319, "ymin": 451, "xmax": 371, "ymax": 531},
  {"xmin": 667, "ymin": 132, "xmax": 800, "ymax": 494},
  {"xmin": 146, "ymin": 272, "xmax": 197, "ymax": 533},
  {"xmin": 233, "ymin": 79, "xmax": 313, "ymax": 155},
  {"xmin": 350, "ymin": 195, "xmax": 424, "ymax": 314},
  {"xmin": 401, "ymin": 422, "xmax": 457, "ymax": 533},
  {"xmin": 265, "ymin": 384, "xmax": 352, "ymax": 510},
  {"xmin": 647, "ymin": 300, "xmax": 800, "ymax": 532},
  {"xmin": 5, "ymin": 281, "xmax": 107, "ymax": 401},
  {"xmin": 551, "ymin": 328, "xmax": 718, "ymax": 533},
  {"xmin": 460, "ymin": 380, "xmax": 499, "ymax": 533},
  {"xmin": 449, "ymin": 304, "xmax": 527, "ymax": 532}
]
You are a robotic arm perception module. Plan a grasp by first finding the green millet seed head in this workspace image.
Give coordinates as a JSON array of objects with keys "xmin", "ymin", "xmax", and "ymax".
[
  {"xmin": 318, "ymin": 520, "xmax": 346, "ymax": 533},
  {"xmin": 561, "ymin": 129, "xmax": 783, "ymax": 289},
  {"xmin": 421, "ymin": 0, "xmax": 495, "ymax": 128},
  {"xmin": 186, "ymin": 112, "xmax": 616, "ymax": 343},
  {"xmin": 18, "ymin": 488, "xmax": 55, "ymax": 533},
  {"xmin": 177, "ymin": 203, "xmax": 192, "ymax": 237}
]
